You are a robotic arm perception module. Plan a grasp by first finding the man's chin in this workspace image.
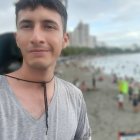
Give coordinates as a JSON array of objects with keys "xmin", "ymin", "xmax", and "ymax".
[{"xmin": 30, "ymin": 63, "xmax": 49, "ymax": 70}]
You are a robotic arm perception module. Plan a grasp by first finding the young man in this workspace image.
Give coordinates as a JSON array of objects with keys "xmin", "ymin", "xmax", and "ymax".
[{"xmin": 0, "ymin": 0, "xmax": 91, "ymax": 139}]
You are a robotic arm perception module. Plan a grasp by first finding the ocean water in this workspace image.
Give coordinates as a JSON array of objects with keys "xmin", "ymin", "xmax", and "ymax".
[{"xmin": 86, "ymin": 53, "xmax": 140, "ymax": 82}]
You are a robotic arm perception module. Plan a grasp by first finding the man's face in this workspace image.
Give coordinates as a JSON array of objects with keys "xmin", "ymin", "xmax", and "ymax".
[{"xmin": 16, "ymin": 6, "xmax": 68, "ymax": 70}]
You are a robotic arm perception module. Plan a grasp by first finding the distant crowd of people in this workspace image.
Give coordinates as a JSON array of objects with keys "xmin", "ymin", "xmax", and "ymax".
[{"xmin": 113, "ymin": 74, "xmax": 140, "ymax": 113}]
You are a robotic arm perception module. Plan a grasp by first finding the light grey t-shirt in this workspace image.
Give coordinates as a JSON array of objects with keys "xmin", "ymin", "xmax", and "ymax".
[{"xmin": 0, "ymin": 75, "xmax": 91, "ymax": 140}]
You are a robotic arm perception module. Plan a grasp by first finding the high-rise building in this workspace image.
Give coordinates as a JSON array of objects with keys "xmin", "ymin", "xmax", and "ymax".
[
  {"xmin": 89, "ymin": 36, "xmax": 97, "ymax": 48},
  {"xmin": 69, "ymin": 21, "xmax": 97, "ymax": 48},
  {"xmin": 69, "ymin": 21, "xmax": 89, "ymax": 47},
  {"xmin": 59, "ymin": 0, "xmax": 68, "ymax": 8}
]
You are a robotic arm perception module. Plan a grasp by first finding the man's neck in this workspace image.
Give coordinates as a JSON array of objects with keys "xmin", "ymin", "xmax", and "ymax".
[{"xmin": 11, "ymin": 66, "xmax": 55, "ymax": 82}]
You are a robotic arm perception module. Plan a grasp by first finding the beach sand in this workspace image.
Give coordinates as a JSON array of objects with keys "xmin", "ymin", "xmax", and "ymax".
[{"xmin": 56, "ymin": 58, "xmax": 140, "ymax": 140}]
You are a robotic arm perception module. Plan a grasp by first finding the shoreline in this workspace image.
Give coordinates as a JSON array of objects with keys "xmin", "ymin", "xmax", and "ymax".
[{"xmin": 72, "ymin": 54, "xmax": 140, "ymax": 83}]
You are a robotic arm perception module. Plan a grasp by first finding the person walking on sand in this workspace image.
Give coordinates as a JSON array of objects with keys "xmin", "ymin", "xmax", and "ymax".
[{"xmin": 0, "ymin": 0, "xmax": 91, "ymax": 139}]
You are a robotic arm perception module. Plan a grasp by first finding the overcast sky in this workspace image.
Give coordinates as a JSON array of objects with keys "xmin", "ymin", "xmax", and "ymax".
[{"xmin": 0, "ymin": 0, "xmax": 140, "ymax": 47}]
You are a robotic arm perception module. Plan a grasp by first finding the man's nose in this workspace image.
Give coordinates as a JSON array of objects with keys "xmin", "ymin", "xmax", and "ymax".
[{"xmin": 30, "ymin": 26, "xmax": 45, "ymax": 45}]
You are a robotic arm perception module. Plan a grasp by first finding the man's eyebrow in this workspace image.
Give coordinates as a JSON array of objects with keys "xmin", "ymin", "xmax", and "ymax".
[
  {"xmin": 18, "ymin": 19, "xmax": 32, "ymax": 25},
  {"xmin": 42, "ymin": 19, "xmax": 58, "ymax": 25}
]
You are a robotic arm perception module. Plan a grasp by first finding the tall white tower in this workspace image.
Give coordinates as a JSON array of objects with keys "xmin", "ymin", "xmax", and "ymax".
[{"xmin": 59, "ymin": 0, "xmax": 68, "ymax": 9}]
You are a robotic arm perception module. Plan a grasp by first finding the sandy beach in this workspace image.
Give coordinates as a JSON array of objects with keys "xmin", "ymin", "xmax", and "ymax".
[{"xmin": 56, "ymin": 57, "xmax": 140, "ymax": 140}]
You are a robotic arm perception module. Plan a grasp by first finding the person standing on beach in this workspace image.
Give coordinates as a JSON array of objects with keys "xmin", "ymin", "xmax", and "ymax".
[
  {"xmin": 92, "ymin": 75, "xmax": 96, "ymax": 90},
  {"xmin": 0, "ymin": 0, "xmax": 91, "ymax": 139},
  {"xmin": 128, "ymin": 80, "xmax": 133, "ymax": 101},
  {"xmin": 117, "ymin": 92, "xmax": 124, "ymax": 110},
  {"xmin": 132, "ymin": 83, "xmax": 140, "ymax": 113},
  {"xmin": 80, "ymin": 80, "xmax": 88, "ymax": 92}
]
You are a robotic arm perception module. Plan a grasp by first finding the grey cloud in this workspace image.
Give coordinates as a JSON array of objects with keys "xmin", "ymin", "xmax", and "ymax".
[
  {"xmin": 111, "ymin": 1, "xmax": 140, "ymax": 22},
  {"xmin": 68, "ymin": 0, "xmax": 140, "ymax": 24},
  {"xmin": 0, "ymin": 0, "xmax": 15, "ymax": 10},
  {"xmin": 0, "ymin": 6, "xmax": 16, "ymax": 34},
  {"xmin": 68, "ymin": 0, "xmax": 120, "ymax": 20}
]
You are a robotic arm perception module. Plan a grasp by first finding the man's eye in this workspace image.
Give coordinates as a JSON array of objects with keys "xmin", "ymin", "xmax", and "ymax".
[
  {"xmin": 45, "ymin": 25, "xmax": 56, "ymax": 30},
  {"xmin": 20, "ymin": 24, "xmax": 32, "ymax": 29}
]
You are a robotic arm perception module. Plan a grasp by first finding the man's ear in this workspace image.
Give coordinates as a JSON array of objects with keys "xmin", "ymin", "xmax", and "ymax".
[{"xmin": 62, "ymin": 33, "xmax": 69, "ymax": 49}]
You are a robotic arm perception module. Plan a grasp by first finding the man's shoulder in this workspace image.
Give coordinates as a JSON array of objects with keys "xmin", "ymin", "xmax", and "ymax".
[
  {"xmin": 56, "ymin": 77, "xmax": 85, "ymax": 110},
  {"xmin": 56, "ymin": 77, "xmax": 80, "ymax": 91},
  {"xmin": 0, "ymin": 75, "xmax": 4, "ymax": 86},
  {"xmin": 0, "ymin": 75, "xmax": 6, "ymax": 89},
  {"xmin": 56, "ymin": 77, "xmax": 83, "ymax": 98}
]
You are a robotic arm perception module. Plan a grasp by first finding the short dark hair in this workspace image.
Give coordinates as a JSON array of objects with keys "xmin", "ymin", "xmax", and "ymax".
[{"xmin": 15, "ymin": 0, "xmax": 67, "ymax": 32}]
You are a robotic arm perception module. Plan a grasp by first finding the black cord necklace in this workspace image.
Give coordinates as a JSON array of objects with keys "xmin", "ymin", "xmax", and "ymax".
[{"xmin": 4, "ymin": 74, "xmax": 54, "ymax": 135}]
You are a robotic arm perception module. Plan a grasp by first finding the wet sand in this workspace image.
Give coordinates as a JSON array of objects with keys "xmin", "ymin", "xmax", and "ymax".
[{"xmin": 56, "ymin": 58, "xmax": 140, "ymax": 140}]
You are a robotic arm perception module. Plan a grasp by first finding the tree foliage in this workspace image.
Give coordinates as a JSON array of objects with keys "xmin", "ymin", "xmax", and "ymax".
[{"xmin": 61, "ymin": 46, "xmax": 139, "ymax": 56}]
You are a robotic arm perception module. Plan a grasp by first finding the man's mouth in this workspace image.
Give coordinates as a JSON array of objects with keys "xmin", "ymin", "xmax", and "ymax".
[
  {"xmin": 29, "ymin": 49, "xmax": 51, "ymax": 56},
  {"xmin": 29, "ymin": 49, "xmax": 51, "ymax": 52}
]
